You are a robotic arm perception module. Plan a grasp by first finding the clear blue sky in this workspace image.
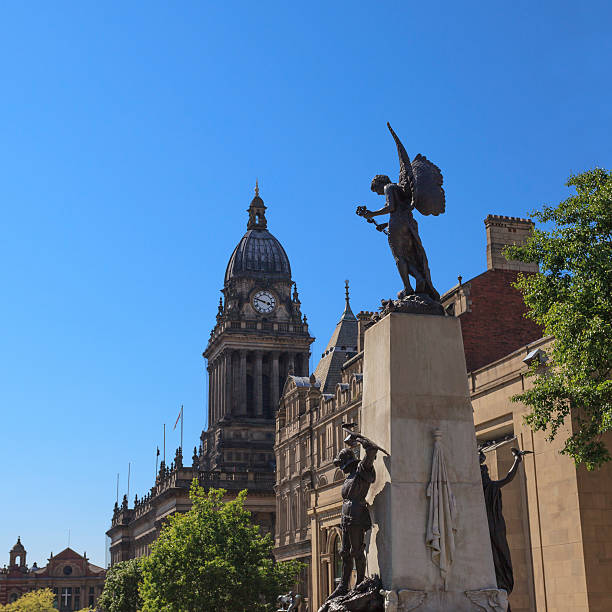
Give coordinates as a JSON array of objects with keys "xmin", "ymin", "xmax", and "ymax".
[{"xmin": 1, "ymin": 2, "xmax": 610, "ymax": 568}]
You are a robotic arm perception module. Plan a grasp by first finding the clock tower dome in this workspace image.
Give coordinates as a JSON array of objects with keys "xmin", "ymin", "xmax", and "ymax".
[{"xmin": 200, "ymin": 185, "xmax": 314, "ymax": 473}]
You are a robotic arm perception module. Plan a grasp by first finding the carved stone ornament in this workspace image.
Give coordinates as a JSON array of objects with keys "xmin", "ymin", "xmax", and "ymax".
[
  {"xmin": 380, "ymin": 588, "xmax": 427, "ymax": 611},
  {"xmin": 425, "ymin": 429, "xmax": 457, "ymax": 588},
  {"xmin": 465, "ymin": 588, "xmax": 508, "ymax": 611}
]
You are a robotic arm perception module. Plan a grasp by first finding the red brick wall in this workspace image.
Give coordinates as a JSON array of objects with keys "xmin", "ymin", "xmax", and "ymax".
[{"xmin": 458, "ymin": 269, "xmax": 543, "ymax": 372}]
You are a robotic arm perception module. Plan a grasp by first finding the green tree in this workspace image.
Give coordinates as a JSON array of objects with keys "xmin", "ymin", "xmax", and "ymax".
[
  {"xmin": 140, "ymin": 482, "xmax": 302, "ymax": 612},
  {"xmin": 98, "ymin": 558, "xmax": 143, "ymax": 612},
  {"xmin": 505, "ymin": 168, "xmax": 612, "ymax": 469},
  {"xmin": 0, "ymin": 589, "xmax": 55, "ymax": 612}
]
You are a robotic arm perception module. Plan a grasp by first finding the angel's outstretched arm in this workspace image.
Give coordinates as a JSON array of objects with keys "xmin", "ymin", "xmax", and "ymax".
[
  {"xmin": 360, "ymin": 185, "xmax": 397, "ymax": 218},
  {"xmin": 363, "ymin": 204, "xmax": 390, "ymax": 218}
]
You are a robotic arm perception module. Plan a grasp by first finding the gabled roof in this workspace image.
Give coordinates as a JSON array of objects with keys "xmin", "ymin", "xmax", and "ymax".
[
  {"xmin": 42, "ymin": 548, "xmax": 106, "ymax": 576},
  {"xmin": 281, "ymin": 374, "xmax": 320, "ymax": 397},
  {"xmin": 51, "ymin": 548, "xmax": 83, "ymax": 561},
  {"xmin": 314, "ymin": 283, "xmax": 358, "ymax": 393}
]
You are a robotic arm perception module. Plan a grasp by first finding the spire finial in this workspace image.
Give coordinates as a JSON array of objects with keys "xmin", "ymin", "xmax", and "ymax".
[
  {"xmin": 255, "ymin": 179, "xmax": 259, "ymax": 198},
  {"xmin": 339, "ymin": 279, "xmax": 356, "ymax": 321}
]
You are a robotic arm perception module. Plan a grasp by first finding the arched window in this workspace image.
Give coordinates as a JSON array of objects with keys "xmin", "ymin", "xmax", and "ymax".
[{"xmin": 333, "ymin": 534, "xmax": 343, "ymax": 584}]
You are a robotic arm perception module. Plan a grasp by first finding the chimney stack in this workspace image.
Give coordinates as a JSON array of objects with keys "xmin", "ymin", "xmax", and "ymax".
[{"xmin": 484, "ymin": 215, "xmax": 537, "ymax": 273}]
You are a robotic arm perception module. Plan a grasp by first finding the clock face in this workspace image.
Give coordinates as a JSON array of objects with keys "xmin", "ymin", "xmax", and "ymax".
[{"xmin": 253, "ymin": 290, "xmax": 276, "ymax": 314}]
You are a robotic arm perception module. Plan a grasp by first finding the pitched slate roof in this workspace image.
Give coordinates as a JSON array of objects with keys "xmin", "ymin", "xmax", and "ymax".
[{"xmin": 314, "ymin": 283, "xmax": 358, "ymax": 393}]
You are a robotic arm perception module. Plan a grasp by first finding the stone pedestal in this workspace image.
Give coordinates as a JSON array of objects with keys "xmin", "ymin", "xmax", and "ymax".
[{"xmin": 361, "ymin": 313, "xmax": 507, "ymax": 611}]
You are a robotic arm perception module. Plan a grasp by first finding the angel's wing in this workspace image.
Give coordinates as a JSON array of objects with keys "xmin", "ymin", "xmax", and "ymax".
[
  {"xmin": 411, "ymin": 154, "xmax": 445, "ymax": 216},
  {"xmin": 387, "ymin": 122, "xmax": 415, "ymax": 195}
]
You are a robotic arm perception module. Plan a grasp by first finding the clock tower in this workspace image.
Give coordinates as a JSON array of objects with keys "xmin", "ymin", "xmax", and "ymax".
[{"xmin": 200, "ymin": 184, "xmax": 314, "ymax": 473}]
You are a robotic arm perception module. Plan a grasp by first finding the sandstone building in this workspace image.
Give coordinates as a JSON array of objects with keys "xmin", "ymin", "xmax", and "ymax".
[
  {"xmin": 107, "ymin": 186, "xmax": 314, "ymax": 563},
  {"xmin": 274, "ymin": 215, "xmax": 612, "ymax": 612},
  {"xmin": 105, "ymin": 200, "xmax": 612, "ymax": 612},
  {"xmin": 0, "ymin": 538, "xmax": 105, "ymax": 609}
]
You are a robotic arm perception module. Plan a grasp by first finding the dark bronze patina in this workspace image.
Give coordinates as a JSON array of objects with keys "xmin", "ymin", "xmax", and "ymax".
[
  {"xmin": 357, "ymin": 123, "xmax": 446, "ymax": 317},
  {"xmin": 480, "ymin": 447, "xmax": 532, "ymax": 608},
  {"xmin": 318, "ymin": 431, "xmax": 387, "ymax": 612}
]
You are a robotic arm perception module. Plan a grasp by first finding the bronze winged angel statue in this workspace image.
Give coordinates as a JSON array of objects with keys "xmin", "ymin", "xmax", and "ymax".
[{"xmin": 357, "ymin": 123, "xmax": 445, "ymax": 307}]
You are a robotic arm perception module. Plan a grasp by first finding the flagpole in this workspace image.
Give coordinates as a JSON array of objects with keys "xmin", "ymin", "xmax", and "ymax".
[
  {"xmin": 180, "ymin": 405, "xmax": 184, "ymax": 451},
  {"xmin": 155, "ymin": 447, "xmax": 159, "ymax": 478},
  {"xmin": 163, "ymin": 424, "xmax": 166, "ymax": 463}
]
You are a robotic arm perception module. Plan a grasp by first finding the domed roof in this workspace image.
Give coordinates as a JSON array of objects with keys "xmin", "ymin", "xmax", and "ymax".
[
  {"xmin": 224, "ymin": 185, "xmax": 291, "ymax": 283},
  {"xmin": 11, "ymin": 537, "xmax": 25, "ymax": 552},
  {"xmin": 225, "ymin": 229, "xmax": 291, "ymax": 283}
]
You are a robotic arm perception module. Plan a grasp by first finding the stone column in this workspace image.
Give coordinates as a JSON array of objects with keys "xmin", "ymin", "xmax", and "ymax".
[
  {"xmin": 361, "ymin": 313, "xmax": 505, "ymax": 611},
  {"xmin": 271, "ymin": 351, "xmax": 280, "ymax": 412},
  {"xmin": 221, "ymin": 353, "xmax": 227, "ymax": 419},
  {"xmin": 210, "ymin": 360, "xmax": 215, "ymax": 425},
  {"xmin": 224, "ymin": 350, "xmax": 232, "ymax": 417},
  {"xmin": 207, "ymin": 365, "xmax": 212, "ymax": 426},
  {"xmin": 213, "ymin": 359, "xmax": 219, "ymax": 425},
  {"xmin": 287, "ymin": 352, "xmax": 295, "ymax": 376},
  {"xmin": 310, "ymin": 511, "xmax": 321, "ymax": 609},
  {"xmin": 254, "ymin": 350, "xmax": 263, "ymax": 417},
  {"xmin": 239, "ymin": 350, "xmax": 247, "ymax": 415},
  {"xmin": 215, "ymin": 358, "xmax": 221, "ymax": 424}
]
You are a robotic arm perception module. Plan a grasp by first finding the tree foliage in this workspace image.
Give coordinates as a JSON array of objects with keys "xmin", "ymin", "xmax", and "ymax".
[
  {"xmin": 0, "ymin": 589, "xmax": 55, "ymax": 612},
  {"xmin": 98, "ymin": 558, "xmax": 143, "ymax": 612},
  {"xmin": 140, "ymin": 482, "xmax": 302, "ymax": 612},
  {"xmin": 505, "ymin": 168, "xmax": 612, "ymax": 469},
  {"xmin": 0, "ymin": 589, "xmax": 90, "ymax": 612}
]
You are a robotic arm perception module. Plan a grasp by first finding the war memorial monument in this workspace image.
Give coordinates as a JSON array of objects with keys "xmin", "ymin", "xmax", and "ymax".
[{"xmin": 319, "ymin": 125, "xmax": 516, "ymax": 612}]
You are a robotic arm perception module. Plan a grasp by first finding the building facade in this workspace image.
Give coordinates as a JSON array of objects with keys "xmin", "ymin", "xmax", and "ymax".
[
  {"xmin": 0, "ymin": 539, "xmax": 105, "ymax": 609},
  {"xmin": 274, "ymin": 215, "xmax": 612, "ymax": 612},
  {"xmin": 107, "ymin": 186, "xmax": 314, "ymax": 564}
]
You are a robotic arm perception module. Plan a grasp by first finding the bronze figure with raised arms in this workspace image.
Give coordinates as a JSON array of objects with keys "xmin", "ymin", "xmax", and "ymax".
[
  {"xmin": 480, "ymin": 447, "xmax": 532, "ymax": 609},
  {"xmin": 321, "ymin": 425, "xmax": 389, "ymax": 609}
]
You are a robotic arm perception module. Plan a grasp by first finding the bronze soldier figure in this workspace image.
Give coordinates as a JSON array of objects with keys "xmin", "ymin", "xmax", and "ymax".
[
  {"xmin": 328, "ymin": 430, "xmax": 388, "ymax": 600},
  {"xmin": 356, "ymin": 123, "xmax": 445, "ymax": 302}
]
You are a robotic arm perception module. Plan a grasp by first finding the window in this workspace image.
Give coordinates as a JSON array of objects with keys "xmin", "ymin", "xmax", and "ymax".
[
  {"xmin": 60, "ymin": 587, "xmax": 72, "ymax": 610},
  {"xmin": 333, "ymin": 535, "xmax": 343, "ymax": 584},
  {"xmin": 63, "ymin": 565, "xmax": 72, "ymax": 575},
  {"xmin": 320, "ymin": 431, "xmax": 326, "ymax": 463},
  {"xmin": 89, "ymin": 586, "xmax": 95, "ymax": 606},
  {"xmin": 326, "ymin": 424, "xmax": 334, "ymax": 460}
]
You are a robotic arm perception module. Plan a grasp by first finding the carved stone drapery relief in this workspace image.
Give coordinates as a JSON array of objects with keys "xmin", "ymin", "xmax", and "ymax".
[{"xmin": 425, "ymin": 429, "xmax": 457, "ymax": 588}]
